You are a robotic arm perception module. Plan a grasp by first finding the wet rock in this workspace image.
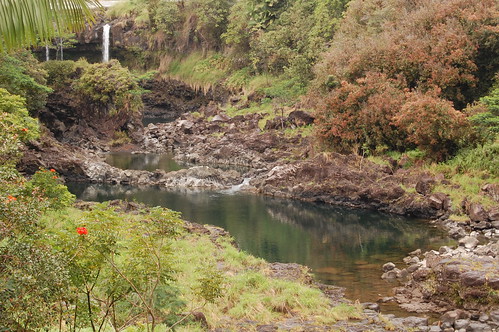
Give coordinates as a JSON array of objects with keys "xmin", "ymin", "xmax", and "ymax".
[
  {"xmin": 380, "ymin": 296, "xmax": 394, "ymax": 303},
  {"xmin": 382, "ymin": 269, "xmax": 399, "ymax": 279},
  {"xmin": 404, "ymin": 256, "xmax": 420, "ymax": 265},
  {"xmin": 441, "ymin": 310, "xmax": 471, "ymax": 326},
  {"xmin": 397, "ymin": 268, "xmax": 409, "ymax": 279},
  {"xmin": 362, "ymin": 302, "xmax": 380, "ymax": 312},
  {"xmin": 448, "ymin": 225, "xmax": 466, "ymax": 239},
  {"xmin": 383, "ymin": 262, "xmax": 396, "ymax": 272},
  {"xmin": 458, "ymin": 236, "xmax": 479, "ymax": 249},
  {"xmin": 410, "ymin": 248, "xmax": 422, "ymax": 256}
]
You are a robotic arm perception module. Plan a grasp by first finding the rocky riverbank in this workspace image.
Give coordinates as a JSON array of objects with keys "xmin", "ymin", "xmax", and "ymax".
[
  {"xmin": 20, "ymin": 76, "xmax": 498, "ymax": 330},
  {"xmin": 380, "ymin": 209, "xmax": 498, "ymax": 331}
]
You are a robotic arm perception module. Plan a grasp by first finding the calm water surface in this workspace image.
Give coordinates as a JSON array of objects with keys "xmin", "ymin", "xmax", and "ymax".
[{"xmin": 67, "ymin": 182, "xmax": 453, "ymax": 310}]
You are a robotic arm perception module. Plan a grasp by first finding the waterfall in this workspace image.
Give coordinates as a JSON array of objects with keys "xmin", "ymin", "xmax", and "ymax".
[
  {"xmin": 102, "ymin": 24, "xmax": 111, "ymax": 62},
  {"xmin": 45, "ymin": 45, "xmax": 49, "ymax": 61}
]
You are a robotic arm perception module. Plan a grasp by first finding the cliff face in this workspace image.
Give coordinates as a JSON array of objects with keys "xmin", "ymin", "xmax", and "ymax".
[{"xmin": 76, "ymin": 17, "xmax": 146, "ymax": 50}]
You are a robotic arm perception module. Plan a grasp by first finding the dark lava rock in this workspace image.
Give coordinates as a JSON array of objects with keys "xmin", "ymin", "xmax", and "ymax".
[
  {"xmin": 428, "ymin": 193, "xmax": 451, "ymax": 211},
  {"xmin": 288, "ymin": 110, "xmax": 315, "ymax": 126},
  {"xmin": 460, "ymin": 271, "xmax": 486, "ymax": 287},
  {"xmin": 416, "ymin": 175, "xmax": 436, "ymax": 196},
  {"xmin": 468, "ymin": 203, "xmax": 488, "ymax": 223}
]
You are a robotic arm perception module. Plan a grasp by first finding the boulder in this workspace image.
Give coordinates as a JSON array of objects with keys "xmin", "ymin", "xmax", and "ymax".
[
  {"xmin": 454, "ymin": 319, "xmax": 470, "ymax": 330},
  {"xmin": 383, "ymin": 262, "xmax": 396, "ymax": 272},
  {"xmin": 467, "ymin": 322, "xmax": 492, "ymax": 332},
  {"xmin": 288, "ymin": 110, "xmax": 315, "ymax": 127},
  {"xmin": 488, "ymin": 208, "xmax": 499, "ymax": 222},
  {"xmin": 416, "ymin": 175, "xmax": 435, "ymax": 196},
  {"xmin": 460, "ymin": 271, "xmax": 486, "ymax": 287},
  {"xmin": 468, "ymin": 203, "xmax": 488, "ymax": 223},
  {"xmin": 428, "ymin": 193, "xmax": 451, "ymax": 211},
  {"xmin": 481, "ymin": 183, "xmax": 499, "ymax": 202},
  {"xmin": 458, "ymin": 236, "xmax": 479, "ymax": 249}
]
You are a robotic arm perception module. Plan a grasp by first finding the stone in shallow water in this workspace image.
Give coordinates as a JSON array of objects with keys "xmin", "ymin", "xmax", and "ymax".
[
  {"xmin": 458, "ymin": 235, "xmax": 479, "ymax": 249},
  {"xmin": 383, "ymin": 262, "xmax": 396, "ymax": 272}
]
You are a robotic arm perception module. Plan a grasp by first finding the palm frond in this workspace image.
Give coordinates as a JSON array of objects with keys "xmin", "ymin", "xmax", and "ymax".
[{"xmin": 0, "ymin": 0, "xmax": 102, "ymax": 51}]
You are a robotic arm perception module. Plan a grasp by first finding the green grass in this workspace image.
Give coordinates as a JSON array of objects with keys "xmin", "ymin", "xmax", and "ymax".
[
  {"xmin": 431, "ymin": 172, "xmax": 497, "ymax": 210},
  {"xmin": 163, "ymin": 53, "xmax": 228, "ymax": 93},
  {"xmin": 171, "ymin": 227, "xmax": 362, "ymax": 329},
  {"xmin": 283, "ymin": 124, "xmax": 314, "ymax": 138},
  {"xmin": 40, "ymin": 207, "xmax": 364, "ymax": 330}
]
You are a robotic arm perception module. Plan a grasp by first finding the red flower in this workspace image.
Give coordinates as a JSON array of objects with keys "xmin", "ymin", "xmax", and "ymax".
[
  {"xmin": 52, "ymin": 176, "xmax": 58, "ymax": 179},
  {"xmin": 21, "ymin": 128, "xmax": 28, "ymax": 132},
  {"xmin": 50, "ymin": 169, "xmax": 56, "ymax": 172},
  {"xmin": 77, "ymin": 227, "xmax": 88, "ymax": 235},
  {"xmin": 6, "ymin": 195, "xmax": 17, "ymax": 202}
]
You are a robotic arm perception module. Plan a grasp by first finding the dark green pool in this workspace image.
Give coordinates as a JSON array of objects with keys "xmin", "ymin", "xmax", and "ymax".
[{"xmin": 67, "ymin": 182, "xmax": 453, "ymax": 308}]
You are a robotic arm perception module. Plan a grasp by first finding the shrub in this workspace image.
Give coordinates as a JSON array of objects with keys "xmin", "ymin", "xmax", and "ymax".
[
  {"xmin": 468, "ymin": 77, "xmax": 499, "ymax": 142},
  {"xmin": 393, "ymin": 90, "xmax": 469, "ymax": 160},
  {"xmin": 446, "ymin": 140, "xmax": 499, "ymax": 176},
  {"xmin": 0, "ymin": 89, "xmax": 39, "ymax": 165},
  {"xmin": 42, "ymin": 60, "xmax": 78, "ymax": 88},
  {"xmin": 23, "ymin": 168, "xmax": 75, "ymax": 210},
  {"xmin": 312, "ymin": 0, "xmax": 498, "ymax": 109},
  {"xmin": 314, "ymin": 73, "xmax": 406, "ymax": 153},
  {"xmin": 0, "ymin": 52, "xmax": 51, "ymax": 112},
  {"xmin": 74, "ymin": 60, "xmax": 144, "ymax": 117}
]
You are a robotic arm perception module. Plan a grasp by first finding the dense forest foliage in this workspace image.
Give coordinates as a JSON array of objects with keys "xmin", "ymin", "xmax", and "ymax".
[{"xmin": 108, "ymin": 0, "xmax": 498, "ymax": 162}]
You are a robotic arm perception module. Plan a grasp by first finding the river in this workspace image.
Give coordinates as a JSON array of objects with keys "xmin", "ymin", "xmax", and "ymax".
[{"xmin": 67, "ymin": 152, "xmax": 453, "ymax": 314}]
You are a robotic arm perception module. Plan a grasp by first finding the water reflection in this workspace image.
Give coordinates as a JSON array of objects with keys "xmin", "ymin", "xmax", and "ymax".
[
  {"xmin": 67, "ymin": 182, "xmax": 453, "ymax": 305},
  {"xmin": 104, "ymin": 152, "xmax": 184, "ymax": 172}
]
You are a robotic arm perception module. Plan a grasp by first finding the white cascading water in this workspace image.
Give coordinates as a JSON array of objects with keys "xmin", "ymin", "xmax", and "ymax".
[
  {"xmin": 102, "ymin": 24, "xmax": 111, "ymax": 62},
  {"xmin": 45, "ymin": 45, "xmax": 49, "ymax": 61}
]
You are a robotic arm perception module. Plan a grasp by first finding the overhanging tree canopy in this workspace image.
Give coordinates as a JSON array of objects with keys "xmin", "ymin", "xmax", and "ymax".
[{"xmin": 0, "ymin": 0, "xmax": 101, "ymax": 51}]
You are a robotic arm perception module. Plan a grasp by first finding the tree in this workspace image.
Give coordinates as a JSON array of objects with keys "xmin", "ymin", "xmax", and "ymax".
[{"xmin": 0, "ymin": 0, "xmax": 101, "ymax": 51}]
